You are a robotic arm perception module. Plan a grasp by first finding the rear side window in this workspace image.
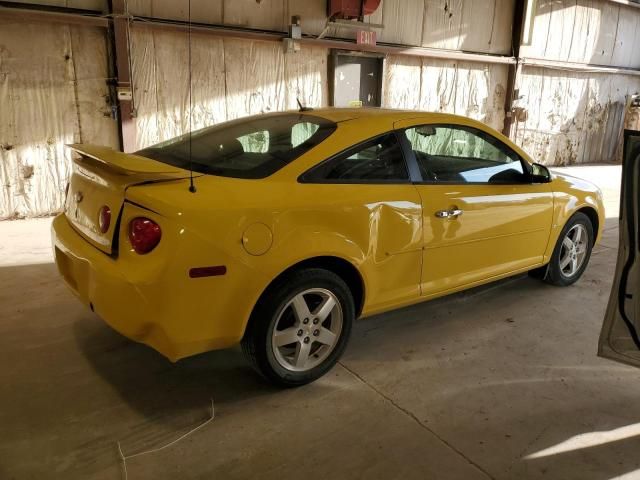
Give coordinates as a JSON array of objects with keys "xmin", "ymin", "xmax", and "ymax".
[
  {"xmin": 136, "ymin": 114, "xmax": 336, "ymax": 179},
  {"xmin": 301, "ymin": 133, "xmax": 409, "ymax": 183}
]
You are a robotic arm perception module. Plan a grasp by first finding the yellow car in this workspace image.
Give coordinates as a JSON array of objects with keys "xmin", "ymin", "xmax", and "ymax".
[{"xmin": 52, "ymin": 108, "xmax": 604, "ymax": 386}]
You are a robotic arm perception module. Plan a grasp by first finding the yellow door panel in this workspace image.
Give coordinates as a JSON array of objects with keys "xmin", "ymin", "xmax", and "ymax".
[
  {"xmin": 392, "ymin": 118, "xmax": 556, "ymax": 295},
  {"xmin": 417, "ymin": 183, "xmax": 553, "ymax": 294}
]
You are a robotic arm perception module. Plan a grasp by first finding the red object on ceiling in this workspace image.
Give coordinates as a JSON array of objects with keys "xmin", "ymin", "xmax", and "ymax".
[{"xmin": 328, "ymin": 0, "xmax": 381, "ymax": 19}]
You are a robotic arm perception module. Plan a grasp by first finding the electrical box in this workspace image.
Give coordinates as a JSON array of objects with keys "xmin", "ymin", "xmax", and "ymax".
[{"xmin": 117, "ymin": 87, "xmax": 132, "ymax": 101}]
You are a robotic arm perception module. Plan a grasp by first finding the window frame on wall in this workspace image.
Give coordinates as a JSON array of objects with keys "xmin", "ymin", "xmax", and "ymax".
[
  {"xmin": 328, "ymin": 50, "xmax": 385, "ymax": 108},
  {"xmin": 299, "ymin": 132, "xmax": 412, "ymax": 184},
  {"xmin": 398, "ymin": 124, "xmax": 534, "ymax": 186}
]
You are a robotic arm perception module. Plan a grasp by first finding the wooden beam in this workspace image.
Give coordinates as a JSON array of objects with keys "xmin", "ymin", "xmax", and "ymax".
[
  {"xmin": 502, "ymin": 0, "xmax": 526, "ymax": 138},
  {"xmin": 0, "ymin": 5, "xmax": 108, "ymax": 27},
  {"xmin": 521, "ymin": 57, "xmax": 640, "ymax": 77},
  {"xmin": 300, "ymin": 37, "xmax": 517, "ymax": 65}
]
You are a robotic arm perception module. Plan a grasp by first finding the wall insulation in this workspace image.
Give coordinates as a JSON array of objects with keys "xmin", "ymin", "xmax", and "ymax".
[
  {"xmin": 130, "ymin": 26, "xmax": 328, "ymax": 150},
  {"xmin": 0, "ymin": 20, "xmax": 118, "ymax": 219},
  {"xmin": 383, "ymin": 55, "xmax": 508, "ymax": 132},
  {"xmin": 513, "ymin": 66, "xmax": 640, "ymax": 165}
]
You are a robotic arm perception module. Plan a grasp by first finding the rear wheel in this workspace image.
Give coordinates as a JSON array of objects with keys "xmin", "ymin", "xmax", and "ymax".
[
  {"xmin": 543, "ymin": 212, "xmax": 594, "ymax": 286},
  {"xmin": 241, "ymin": 268, "xmax": 354, "ymax": 387}
]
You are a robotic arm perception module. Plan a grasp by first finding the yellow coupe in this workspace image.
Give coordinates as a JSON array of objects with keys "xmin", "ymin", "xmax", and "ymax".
[{"xmin": 52, "ymin": 108, "xmax": 605, "ymax": 386}]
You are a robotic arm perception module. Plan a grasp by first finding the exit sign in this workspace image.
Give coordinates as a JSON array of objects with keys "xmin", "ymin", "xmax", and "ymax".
[{"xmin": 357, "ymin": 30, "xmax": 377, "ymax": 46}]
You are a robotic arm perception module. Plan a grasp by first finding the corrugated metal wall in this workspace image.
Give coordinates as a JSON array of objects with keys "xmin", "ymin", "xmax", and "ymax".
[
  {"xmin": 126, "ymin": 0, "xmax": 514, "ymax": 53},
  {"xmin": 520, "ymin": 0, "xmax": 640, "ymax": 68}
]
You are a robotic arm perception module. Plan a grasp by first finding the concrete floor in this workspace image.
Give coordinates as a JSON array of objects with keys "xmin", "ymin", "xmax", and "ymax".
[{"xmin": 1, "ymin": 164, "xmax": 638, "ymax": 480}]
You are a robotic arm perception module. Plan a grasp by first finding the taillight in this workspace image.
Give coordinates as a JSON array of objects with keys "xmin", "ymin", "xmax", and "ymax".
[
  {"xmin": 128, "ymin": 217, "xmax": 161, "ymax": 254},
  {"xmin": 98, "ymin": 206, "xmax": 111, "ymax": 233}
]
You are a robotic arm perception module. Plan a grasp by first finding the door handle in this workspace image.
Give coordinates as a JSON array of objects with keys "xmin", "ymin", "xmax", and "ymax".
[{"xmin": 435, "ymin": 208, "xmax": 463, "ymax": 219}]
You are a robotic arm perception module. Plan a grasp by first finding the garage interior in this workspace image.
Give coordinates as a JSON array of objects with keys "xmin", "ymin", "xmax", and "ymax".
[{"xmin": 1, "ymin": 0, "xmax": 640, "ymax": 479}]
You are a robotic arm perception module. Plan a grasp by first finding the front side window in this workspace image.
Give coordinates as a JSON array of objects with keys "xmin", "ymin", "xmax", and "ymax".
[
  {"xmin": 302, "ymin": 133, "xmax": 409, "ymax": 183},
  {"xmin": 136, "ymin": 113, "xmax": 336, "ymax": 179},
  {"xmin": 404, "ymin": 125, "xmax": 527, "ymax": 184}
]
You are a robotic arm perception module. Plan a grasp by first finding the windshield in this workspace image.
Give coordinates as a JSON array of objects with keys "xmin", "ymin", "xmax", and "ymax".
[{"xmin": 135, "ymin": 113, "xmax": 336, "ymax": 179}]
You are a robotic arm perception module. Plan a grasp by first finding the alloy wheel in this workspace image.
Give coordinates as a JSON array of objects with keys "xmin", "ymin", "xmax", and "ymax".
[
  {"xmin": 271, "ymin": 288, "xmax": 343, "ymax": 372},
  {"xmin": 559, "ymin": 224, "xmax": 589, "ymax": 277}
]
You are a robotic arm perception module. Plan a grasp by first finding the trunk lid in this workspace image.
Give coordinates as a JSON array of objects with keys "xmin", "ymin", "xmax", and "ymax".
[{"xmin": 64, "ymin": 144, "xmax": 194, "ymax": 254}]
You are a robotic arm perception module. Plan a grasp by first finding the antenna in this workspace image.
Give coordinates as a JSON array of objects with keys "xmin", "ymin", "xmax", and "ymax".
[
  {"xmin": 296, "ymin": 97, "xmax": 313, "ymax": 112},
  {"xmin": 187, "ymin": 0, "xmax": 196, "ymax": 193}
]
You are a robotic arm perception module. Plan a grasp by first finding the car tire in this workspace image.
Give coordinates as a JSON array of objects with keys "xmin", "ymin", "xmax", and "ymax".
[
  {"xmin": 543, "ymin": 212, "xmax": 594, "ymax": 287},
  {"xmin": 241, "ymin": 268, "xmax": 354, "ymax": 387}
]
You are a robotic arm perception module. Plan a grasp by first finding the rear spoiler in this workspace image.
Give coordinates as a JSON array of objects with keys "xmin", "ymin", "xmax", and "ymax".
[{"xmin": 67, "ymin": 144, "xmax": 187, "ymax": 176}]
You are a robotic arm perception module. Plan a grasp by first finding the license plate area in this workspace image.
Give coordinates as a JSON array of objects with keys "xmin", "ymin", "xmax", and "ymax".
[{"xmin": 54, "ymin": 247, "xmax": 88, "ymax": 296}]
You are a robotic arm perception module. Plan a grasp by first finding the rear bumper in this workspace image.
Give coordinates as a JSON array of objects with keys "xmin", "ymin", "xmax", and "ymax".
[{"xmin": 51, "ymin": 213, "xmax": 260, "ymax": 361}]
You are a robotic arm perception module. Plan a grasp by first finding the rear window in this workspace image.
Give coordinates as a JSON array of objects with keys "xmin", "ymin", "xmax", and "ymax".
[{"xmin": 135, "ymin": 113, "xmax": 336, "ymax": 179}]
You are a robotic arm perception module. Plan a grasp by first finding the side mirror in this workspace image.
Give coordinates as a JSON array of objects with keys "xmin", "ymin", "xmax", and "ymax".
[{"xmin": 530, "ymin": 162, "xmax": 552, "ymax": 183}]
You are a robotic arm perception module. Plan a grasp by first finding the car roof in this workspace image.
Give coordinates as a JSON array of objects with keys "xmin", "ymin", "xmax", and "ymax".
[
  {"xmin": 300, "ymin": 107, "xmax": 478, "ymax": 128},
  {"xmin": 299, "ymin": 108, "xmax": 529, "ymax": 163}
]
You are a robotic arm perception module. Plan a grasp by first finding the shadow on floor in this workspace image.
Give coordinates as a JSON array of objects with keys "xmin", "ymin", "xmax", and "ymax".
[{"xmin": 72, "ymin": 315, "xmax": 278, "ymax": 415}]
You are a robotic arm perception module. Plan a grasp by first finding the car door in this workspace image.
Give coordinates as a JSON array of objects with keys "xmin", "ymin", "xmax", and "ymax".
[
  {"xmin": 599, "ymin": 130, "xmax": 640, "ymax": 367},
  {"xmin": 395, "ymin": 120, "xmax": 554, "ymax": 296}
]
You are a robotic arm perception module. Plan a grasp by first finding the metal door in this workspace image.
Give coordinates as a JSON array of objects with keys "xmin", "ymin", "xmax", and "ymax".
[{"xmin": 331, "ymin": 53, "xmax": 382, "ymax": 108}]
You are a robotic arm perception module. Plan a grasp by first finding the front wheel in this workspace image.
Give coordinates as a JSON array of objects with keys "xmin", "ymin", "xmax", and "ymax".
[
  {"xmin": 241, "ymin": 268, "xmax": 354, "ymax": 387},
  {"xmin": 543, "ymin": 212, "xmax": 594, "ymax": 286}
]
